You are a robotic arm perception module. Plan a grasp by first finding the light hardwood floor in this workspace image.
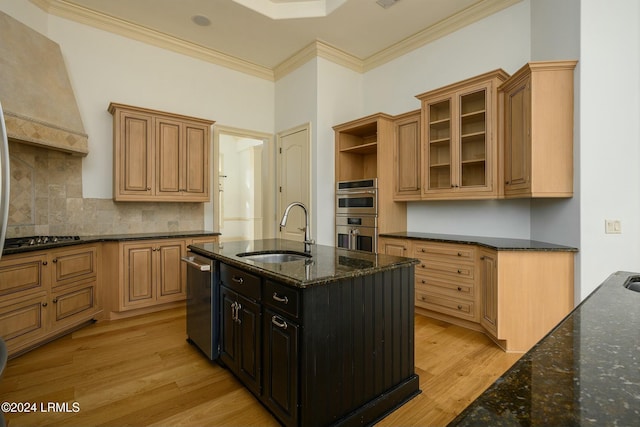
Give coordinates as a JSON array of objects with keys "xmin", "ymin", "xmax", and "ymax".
[{"xmin": 0, "ymin": 307, "xmax": 521, "ymax": 426}]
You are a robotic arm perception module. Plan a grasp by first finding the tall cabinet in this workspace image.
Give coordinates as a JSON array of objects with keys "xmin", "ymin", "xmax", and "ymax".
[
  {"xmin": 334, "ymin": 113, "xmax": 407, "ymax": 235},
  {"xmin": 416, "ymin": 69, "xmax": 509, "ymax": 200}
]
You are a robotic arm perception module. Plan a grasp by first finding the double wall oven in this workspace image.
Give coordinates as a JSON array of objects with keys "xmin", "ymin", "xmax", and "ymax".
[{"xmin": 336, "ymin": 179, "xmax": 378, "ymax": 253}]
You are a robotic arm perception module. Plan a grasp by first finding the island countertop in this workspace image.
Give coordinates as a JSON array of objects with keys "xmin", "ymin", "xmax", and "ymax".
[
  {"xmin": 188, "ymin": 238, "xmax": 418, "ymax": 288},
  {"xmin": 449, "ymin": 271, "xmax": 640, "ymax": 426}
]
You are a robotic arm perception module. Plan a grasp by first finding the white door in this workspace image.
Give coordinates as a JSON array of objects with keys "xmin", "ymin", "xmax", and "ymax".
[{"xmin": 277, "ymin": 124, "xmax": 310, "ymax": 242}]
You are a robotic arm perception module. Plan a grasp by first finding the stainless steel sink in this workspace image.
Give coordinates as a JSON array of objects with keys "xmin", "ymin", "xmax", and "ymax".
[{"xmin": 237, "ymin": 251, "xmax": 311, "ymax": 263}]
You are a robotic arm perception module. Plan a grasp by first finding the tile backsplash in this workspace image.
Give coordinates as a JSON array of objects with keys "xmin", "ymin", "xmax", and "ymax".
[{"xmin": 6, "ymin": 141, "xmax": 204, "ymax": 237}]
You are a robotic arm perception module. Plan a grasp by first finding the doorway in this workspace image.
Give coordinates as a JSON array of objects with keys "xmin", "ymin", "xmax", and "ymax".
[{"xmin": 213, "ymin": 126, "xmax": 275, "ymax": 242}]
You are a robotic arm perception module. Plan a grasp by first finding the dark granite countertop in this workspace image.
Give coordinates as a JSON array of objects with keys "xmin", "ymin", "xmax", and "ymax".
[
  {"xmin": 2, "ymin": 230, "xmax": 220, "ymax": 256},
  {"xmin": 380, "ymin": 231, "xmax": 578, "ymax": 252},
  {"xmin": 449, "ymin": 271, "xmax": 640, "ymax": 426},
  {"xmin": 188, "ymin": 238, "xmax": 418, "ymax": 288}
]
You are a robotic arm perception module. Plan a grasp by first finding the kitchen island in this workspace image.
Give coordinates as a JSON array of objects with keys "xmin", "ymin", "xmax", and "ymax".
[
  {"xmin": 449, "ymin": 271, "xmax": 640, "ymax": 426},
  {"xmin": 188, "ymin": 239, "xmax": 420, "ymax": 427}
]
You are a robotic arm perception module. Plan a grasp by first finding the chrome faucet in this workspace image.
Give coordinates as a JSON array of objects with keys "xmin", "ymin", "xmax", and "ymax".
[{"xmin": 280, "ymin": 202, "xmax": 314, "ymax": 251}]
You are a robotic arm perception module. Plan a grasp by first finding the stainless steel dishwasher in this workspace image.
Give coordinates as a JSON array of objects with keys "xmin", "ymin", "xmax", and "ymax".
[{"xmin": 182, "ymin": 254, "xmax": 219, "ymax": 361}]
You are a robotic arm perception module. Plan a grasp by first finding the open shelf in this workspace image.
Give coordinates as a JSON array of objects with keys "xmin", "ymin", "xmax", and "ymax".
[{"xmin": 339, "ymin": 141, "xmax": 377, "ymax": 154}]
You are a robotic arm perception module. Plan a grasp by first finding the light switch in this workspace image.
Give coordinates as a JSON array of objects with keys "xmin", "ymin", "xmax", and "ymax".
[{"xmin": 605, "ymin": 219, "xmax": 622, "ymax": 234}]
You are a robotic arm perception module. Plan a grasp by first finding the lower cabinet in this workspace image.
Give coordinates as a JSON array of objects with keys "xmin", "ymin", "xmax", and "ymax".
[
  {"xmin": 219, "ymin": 263, "xmax": 262, "ymax": 397},
  {"xmin": 0, "ymin": 244, "xmax": 101, "ymax": 357},
  {"xmin": 380, "ymin": 236, "xmax": 575, "ymax": 352}
]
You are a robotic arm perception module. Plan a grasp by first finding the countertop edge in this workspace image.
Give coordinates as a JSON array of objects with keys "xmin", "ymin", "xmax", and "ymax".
[
  {"xmin": 2, "ymin": 231, "xmax": 221, "ymax": 256},
  {"xmin": 379, "ymin": 232, "xmax": 578, "ymax": 252}
]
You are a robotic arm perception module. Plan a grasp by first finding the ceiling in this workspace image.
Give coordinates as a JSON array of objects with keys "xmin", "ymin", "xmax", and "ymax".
[{"xmin": 32, "ymin": 0, "xmax": 520, "ymax": 80}]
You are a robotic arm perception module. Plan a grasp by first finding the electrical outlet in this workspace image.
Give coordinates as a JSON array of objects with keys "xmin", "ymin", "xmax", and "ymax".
[{"xmin": 605, "ymin": 219, "xmax": 622, "ymax": 234}]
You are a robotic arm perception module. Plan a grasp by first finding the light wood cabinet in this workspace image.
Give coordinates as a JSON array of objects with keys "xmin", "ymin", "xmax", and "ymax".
[
  {"xmin": 393, "ymin": 110, "xmax": 422, "ymax": 201},
  {"xmin": 0, "ymin": 245, "xmax": 101, "ymax": 356},
  {"xmin": 334, "ymin": 113, "xmax": 407, "ymax": 237},
  {"xmin": 500, "ymin": 60, "xmax": 577, "ymax": 198},
  {"xmin": 378, "ymin": 236, "xmax": 410, "ymax": 257},
  {"xmin": 413, "ymin": 241, "xmax": 479, "ymax": 322},
  {"xmin": 478, "ymin": 249, "xmax": 574, "ymax": 352},
  {"xmin": 119, "ymin": 239, "xmax": 186, "ymax": 311},
  {"xmin": 416, "ymin": 70, "xmax": 509, "ymax": 200},
  {"xmin": 109, "ymin": 103, "xmax": 214, "ymax": 202}
]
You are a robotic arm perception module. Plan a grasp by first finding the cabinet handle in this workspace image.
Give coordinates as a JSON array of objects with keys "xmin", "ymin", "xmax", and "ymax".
[
  {"xmin": 236, "ymin": 303, "xmax": 242, "ymax": 324},
  {"xmin": 147, "ymin": 187, "xmax": 151, "ymax": 190},
  {"xmin": 232, "ymin": 276, "xmax": 244, "ymax": 284},
  {"xmin": 457, "ymin": 287, "xmax": 462, "ymax": 291},
  {"xmin": 420, "ymin": 296, "xmax": 427, "ymax": 301},
  {"xmin": 53, "ymin": 298, "xmax": 58, "ymax": 303},
  {"xmin": 42, "ymin": 302, "xmax": 48, "ymax": 307},
  {"xmin": 505, "ymin": 181, "xmax": 510, "ymax": 185},
  {"xmin": 231, "ymin": 301, "xmax": 237, "ymax": 322},
  {"xmin": 43, "ymin": 261, "xmax": 48, "ymax": 266},
  {"xmin": 272, "ymin": 293, "xmax": 289, "ymax": 304},
  {"xmin": 271, "ymin": 315, "xmax": 288, "ymax": 330},
  {"xmin": 421, "ymin": 279, "xmax": 427, "ymax": 284},
  {"xmin": 457, "ymin": 252, "xmax": 462, "ymax": 257},
  {"xmin": 421, "ymin": 249, "xmax": 426, "ymax": 253},
  {"xmin": 480, "ymin": 256, "xmax": 486, "ymax": 260},
  {"xmin": 457, "ymin": 269, "xmax": 462, "ymax": 274},
  {"xmin": 421, "ymin": 264, "xmax": 426, "ymax": 268},
  {"xmin": 52, "ymin": 258, "xmax": 58, "ymax": 263}
]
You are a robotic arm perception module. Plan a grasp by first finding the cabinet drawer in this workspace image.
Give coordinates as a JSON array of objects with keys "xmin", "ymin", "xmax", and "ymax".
[
  {"xmin": 220, "ymin": 263, "xmax": 261, "ymax": 301},
  {"xmin": 51, "ymin": 281, "xmax": 98, "ymax": 326},
  {"xmin": 415, "ymin": 290, "xmax": 477, "ymax": 321},
  {"xmin": 264, "ymin": 281, "xmax": 300, "ymax": 319},
  {"xmin": 415, "ymin": 275, "xmax": 475, "ymax": 300},
  {"xmin": 0, "ymin": 253, "xmax": 47, "ymax": 297},
  {"xmin": 413, "ymin": 242, "xmax": 475, "ymax": 262},
  {"xmin": 51, "ymin": 246, "xmax": 97, "ymax": 288},
  {"xmin": 0, "ymin": 292, "xmax": 48, "ymax": 351},
  {"xmin": 415, "ymin": 258, "xmax": 475, "ymax": 280}
]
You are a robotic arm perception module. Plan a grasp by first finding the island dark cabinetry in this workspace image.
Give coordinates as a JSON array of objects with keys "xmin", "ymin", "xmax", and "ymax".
[
  {"xmin": 190, "ymin": 239, "xmax": 419, "ymax": 427},
  {"xmin": 219, "ymin": 263, "xmax": 262, "ymax": 397}
]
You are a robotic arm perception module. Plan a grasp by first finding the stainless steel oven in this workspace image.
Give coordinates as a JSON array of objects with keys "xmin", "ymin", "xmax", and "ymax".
[
  {"xmin": 336, "ymin": 179, "xmax": 377, "ymax": 216},
  {"xmin": 336, "ymin": 215, "xmax": 377, "ymax": 253}
]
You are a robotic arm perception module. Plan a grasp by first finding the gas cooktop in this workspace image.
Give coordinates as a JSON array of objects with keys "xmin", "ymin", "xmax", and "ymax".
[{"xmin": 4, "ymin": 235, "xmax": 81, "ymax": 249}]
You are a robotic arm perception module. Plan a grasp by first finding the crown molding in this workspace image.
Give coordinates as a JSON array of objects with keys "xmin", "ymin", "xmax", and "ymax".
[
  {"xmin": 29, "ymin": 0, "xmax": 521, "ymax": 82},
  {"xmin": 274, "ymin": 40, "xmax": 363, "ymax": 80},
  {"xmin": 364, "ymin": 0, "xmax": 522, "ymax": 71},
  {"xmin": 29, "ymin": 0, "xmax": 275, "ymax": 81}
]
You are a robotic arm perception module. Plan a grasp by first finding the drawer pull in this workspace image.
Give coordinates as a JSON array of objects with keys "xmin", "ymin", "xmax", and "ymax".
[
  {"xmin": 272, "ymin": 315, "xmax": 288, "ymax": 330},
  {"xmin": 421, "ymin": 279, "xmax": 427, "ymax": 284},
  {"xmin": 421, "ymin": 249, "xmax": 426, "ymax": 253},
  {"xmin": 420, "ymin": 295, "xmax": 427, "ymax": 301},
  {"xmin": 457, "ymin": 305, "xmax": 463, "ymax": 310},
  {"xmin": 457, "ymin": 252, "xmax": 462, "ymax": 256},
  {"xmin": 232, "ymin": 276, "xmax": 244, "ymax": 284},
  {"xmin": 272, "ymin": 293, "xmax": 289, "ymax": 304},
  {"xmin": 457, "ymin": 286, "xmax": 462, "ymax": 291},
  {"xmin": 421, "ymin": 264, "xmax": 426, "ymax": 268},
  {"xmin": 457, "ymin": 269, "xmax": 462, "ymax": 274}
]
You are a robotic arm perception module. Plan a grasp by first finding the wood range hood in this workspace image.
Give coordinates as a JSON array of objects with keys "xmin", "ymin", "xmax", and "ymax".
[{"xmin": 0, "ymin": 11, "xmax": 88, "ymax": 156}]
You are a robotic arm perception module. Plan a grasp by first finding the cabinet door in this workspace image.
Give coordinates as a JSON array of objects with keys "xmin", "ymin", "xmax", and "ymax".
[
  {"xmin": 394, "ymin": 111, "xmax": 421, "ymax": 200},
  {"xmin": 263, "ymin": 309, "xmax": 299, "ymax": 427},
  {"xmin": 424, "ymin": 95, "xmax": 453, "ymax": 193},
  {"xmin": 220, "ymin": 286, "xmax": 239, "ymax": 370},
  {"xmin": 183, "ymin": 122, "xmax": 209, "ymax": 199},
  {"xmin": 479, "ymin": 249, "xmax": 498, "ymax": 337},
  {"xmin": 379, "ymin": 238, "xmax": 409, "ymax": 257},
  {"xmin": 122, "ymin": 243, "xmax": 154, "ymax": 309},
  {"xmin": 0, "ymin": 253, "xmax": 48, "ymax": 297},
  {"xmin": 51, "ymin": 281, "xmax": 98, "ymax": 330},
  {"xmin": 0, "ymin": 292, "xmax": 48, "ymax": 354},
  {"xmin": 503, "ymin": 77, "xmax": 531, "ymax": 193},
  {"xmin": 115, "ymin": 110, "xmax": 153, "ymax": 199},
  {"xmin": 156, "ymin": 241, "xmax": 186, "ymax": 303},
  {"xmin": 51, "ymin": 246, "xmax": 97, "ymax": 289},
  {"xmin": 237, "ymin": 293, "xmax": 262, "ymax": 396},
  {"xmin": 457, "ymin": 85, "xmax": 491, "ymax": 192},
  {"xmin": 156, "ymin": 117, "xmax": 182, "ymax": 196}
]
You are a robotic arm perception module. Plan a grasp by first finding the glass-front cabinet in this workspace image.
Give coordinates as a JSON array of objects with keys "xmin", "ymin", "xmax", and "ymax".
[{"xmin": 418, "ymin": 70, "xmax": 509, "ymax": 200}]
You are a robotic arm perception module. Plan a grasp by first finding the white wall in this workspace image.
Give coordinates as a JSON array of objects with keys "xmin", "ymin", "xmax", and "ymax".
[
  {"xmin": 0, "ymin": 0, "xmax": 275, "ymax": 200},
  {"xmin": 578, "ymin": 0, "xmax": 640, "ymax": 298}
]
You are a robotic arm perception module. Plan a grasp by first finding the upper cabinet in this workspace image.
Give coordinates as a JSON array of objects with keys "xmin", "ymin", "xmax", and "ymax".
[
  {"xmin": 109, "ymin": 103, "xmax": 214, "ymax": 202},
  {"xmin": 393, "ymin": 110, "xmax": 422, "ymax": 200},
  {"xmin": 500, "ymin": 60, "xmax": 577, "ymax": 198},
  {"xmin": 416, "ymin": 70, "xmax": 509, "ymax": 200}
]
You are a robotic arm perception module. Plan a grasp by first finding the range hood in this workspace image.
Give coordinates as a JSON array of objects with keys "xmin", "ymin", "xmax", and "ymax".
[{"xmin": 0, "ymin": 11, "xmax": 88, "ymax": 156}]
